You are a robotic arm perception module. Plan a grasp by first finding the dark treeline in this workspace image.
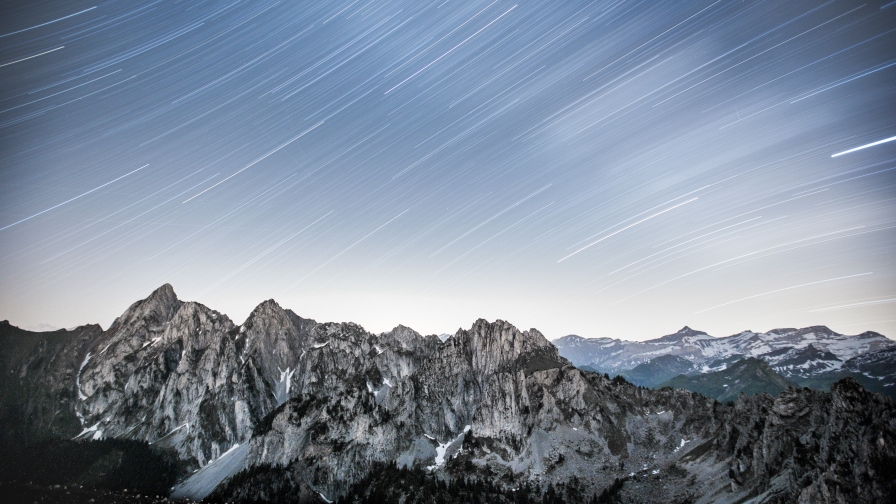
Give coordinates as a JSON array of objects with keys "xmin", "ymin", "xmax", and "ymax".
[
  {"xmin": 0, "ymin": 438, "xmax": 181, "ymax": 496},
  {"xmin": 336, "ymin": 461, "xmax": 626, "ymax": 504}
]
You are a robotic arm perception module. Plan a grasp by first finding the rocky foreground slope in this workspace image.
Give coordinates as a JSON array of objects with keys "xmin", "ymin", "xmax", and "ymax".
[{"xmin": 1, "ymin": 285, "xmax": 895, "ymax": 503}]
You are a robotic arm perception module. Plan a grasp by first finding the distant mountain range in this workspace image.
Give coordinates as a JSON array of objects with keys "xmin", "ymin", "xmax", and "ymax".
[
  {"xmin": 0, "ymin": 285, "xmax": 894, "ymax": 503},
  {"xmin": 556, "ymin": 325, "xmax": 896, "ymax": 400}
]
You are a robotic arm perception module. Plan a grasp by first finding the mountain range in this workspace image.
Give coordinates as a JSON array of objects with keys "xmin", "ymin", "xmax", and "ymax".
[
  {"xmin": 0, "ymin": 284, "xmax": 894, "ymax": 503},
  {"xmin": 555, "ymin": 325, "xmax": 896, "ymax": 399}
]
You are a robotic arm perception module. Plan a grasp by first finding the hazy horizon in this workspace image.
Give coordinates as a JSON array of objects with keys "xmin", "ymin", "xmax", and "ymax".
[{"xmin": 4, "ymin": 281, "xmax": 892, "ymax": 342}]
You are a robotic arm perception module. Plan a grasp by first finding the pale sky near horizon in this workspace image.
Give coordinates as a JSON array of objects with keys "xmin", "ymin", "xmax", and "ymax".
[{"xmin": 1, "ymin": 0, "xmax": 894, "ymax": 341}]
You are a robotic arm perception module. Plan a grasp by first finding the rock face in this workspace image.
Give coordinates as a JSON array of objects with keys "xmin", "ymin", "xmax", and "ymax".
[
  {"xmin": 720, "ymin": 378, "xmax": 896, "ymax": 503},
  {"xmin": 73, "ymin": 284, "xmax": 441, "ymax": 472},
  {"xmin": 77, "ymin": 284, "xmax": 263, "ymax": 464},
  {"xmin": 2, "ymin": 285, "xmax": 895, "ymax": 503}
]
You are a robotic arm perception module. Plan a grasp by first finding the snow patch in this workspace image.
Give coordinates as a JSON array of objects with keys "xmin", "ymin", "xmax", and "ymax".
[
  {"xmin": 368, "ymin": 380, "xmax": 389, "ymax": 402},
  {"xmin": 171, "ymin": 443, "xmax": 249, "ymax": 501},
  {"xmin": 152, "ymin": 423, "xmax": 189, "ymax": 444},
  {"xmin": 77, "ymin": 352, "xmax": 92, "ymax": 400},
  {"xmin": 317, "ymin": 491, "xmax": 333, "ymax": 503},
  {"xmin": 426, "ymin": 425, "xmax": 471, "ymax": 471},
  {"xmin": 311, "ymin": 341, "xmax": 329, "ymax": 349},
  {"xmin": 274, "ymin": 367, "xmax": 296, "ymax": 405},
  {"xmin": 280, "ymin": 367, "xmax": 295, "ymax": 396},
  {"xmin": 141, "ymin": 337, "xmax": 162, "ymax": 349},
  {"xmin": 74, "ymin": 421, "xmax": 102, "ymax": 440},
  {"xmin": 219, "ymin": 443, "xmax": 240, "ymax": 459}
]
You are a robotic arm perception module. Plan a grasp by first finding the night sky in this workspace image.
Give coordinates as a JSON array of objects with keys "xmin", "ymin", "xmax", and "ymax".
[{"xmin": 1, "ymin": 0, "xmax": 894, "ymax": 340}]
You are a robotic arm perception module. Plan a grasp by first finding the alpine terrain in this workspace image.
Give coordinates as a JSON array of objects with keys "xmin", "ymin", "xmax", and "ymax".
[{"xmin": 0, "ymin": 285, "xmax": 894, "ymax": 503}]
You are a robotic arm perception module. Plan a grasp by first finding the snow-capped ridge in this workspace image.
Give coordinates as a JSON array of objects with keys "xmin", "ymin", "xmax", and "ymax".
[{"xmin": 555, "ymin": 324, "xmax": 894, "ymax": 377}]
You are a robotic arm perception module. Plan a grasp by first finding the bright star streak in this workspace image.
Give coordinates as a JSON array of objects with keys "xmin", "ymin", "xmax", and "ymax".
[
  {"xmin": 558, "ymin": 198, "xmax": 698, "ymax": 263},
  {"xmin": 0, "ymin": 47, "xmax": 65, "ymax": 68},
  {"xmin": 0, "ymin": 164, "xmax": 148, "ymax": 232},
  {"xmin": 831, "ymin": 135, "xmax": 896, "ymax": 158},
  {"xmin": 182, "ymin": 122, "xmax": 324, "ymax": 203},
  {"xmin": 809, "ymin": 298, "xmax": 896, "ymax": 312},
  {"xmin": 0, "ymin": 7, "xmax": 96, "ymax": 38}
]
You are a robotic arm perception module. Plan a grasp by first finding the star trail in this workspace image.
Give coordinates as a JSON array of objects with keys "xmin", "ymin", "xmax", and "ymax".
[{"xmin": 1, "ymin": 0, "xmax": 894, "ymax": 340}]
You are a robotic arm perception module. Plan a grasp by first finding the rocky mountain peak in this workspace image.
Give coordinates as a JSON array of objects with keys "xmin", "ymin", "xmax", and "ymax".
[
  {"xmin": 381, "ymin": 324, "xmax": 431, "ymax": 350},
  {"xmin": 766, "ymin": 327, "xmax": 798, "ymax": 335},
  {"xmin": 145, "ymin": 283, "xmax": 180, "ymax": 312},
  {"xmin": 109, "ymin": 283, "xmax": 182, "ymax": 331},
  {"xmin": 452, "ymin": 319, "xmax": 560, "ymax": 380},
  {"xmin": 677, "ymin": 325, "xmax": 709, "ymax": 337},
  {"xmin": 241, "ymin": 298, "xmax": 303, "ymax": 338},
  {"xmin": 463, "ymin": 318, "xmax": 552, "ymax": 352},
  {"xmin": 856, "ymin": 330, "xmax": 886, "ymax": 339},
  {"xmin": 247, "ymin": 298, "xmax": 286, "ymax": 319},
  {"xmin": 795, "ymin": 325, "xmax": 837, "ymax": 336},
  {"xmin": 239, "ymin": 299, "xmax": 311, "ymax": 383},
  {"xmin": 647, "ymin": 325, "xmax": 709, "ymax": 343}
]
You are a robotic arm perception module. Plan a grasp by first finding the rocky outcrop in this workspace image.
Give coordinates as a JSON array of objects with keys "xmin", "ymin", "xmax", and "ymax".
[{"xmin": 720, "ymin": 378, "xmax": 896, "ymax": 503}]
